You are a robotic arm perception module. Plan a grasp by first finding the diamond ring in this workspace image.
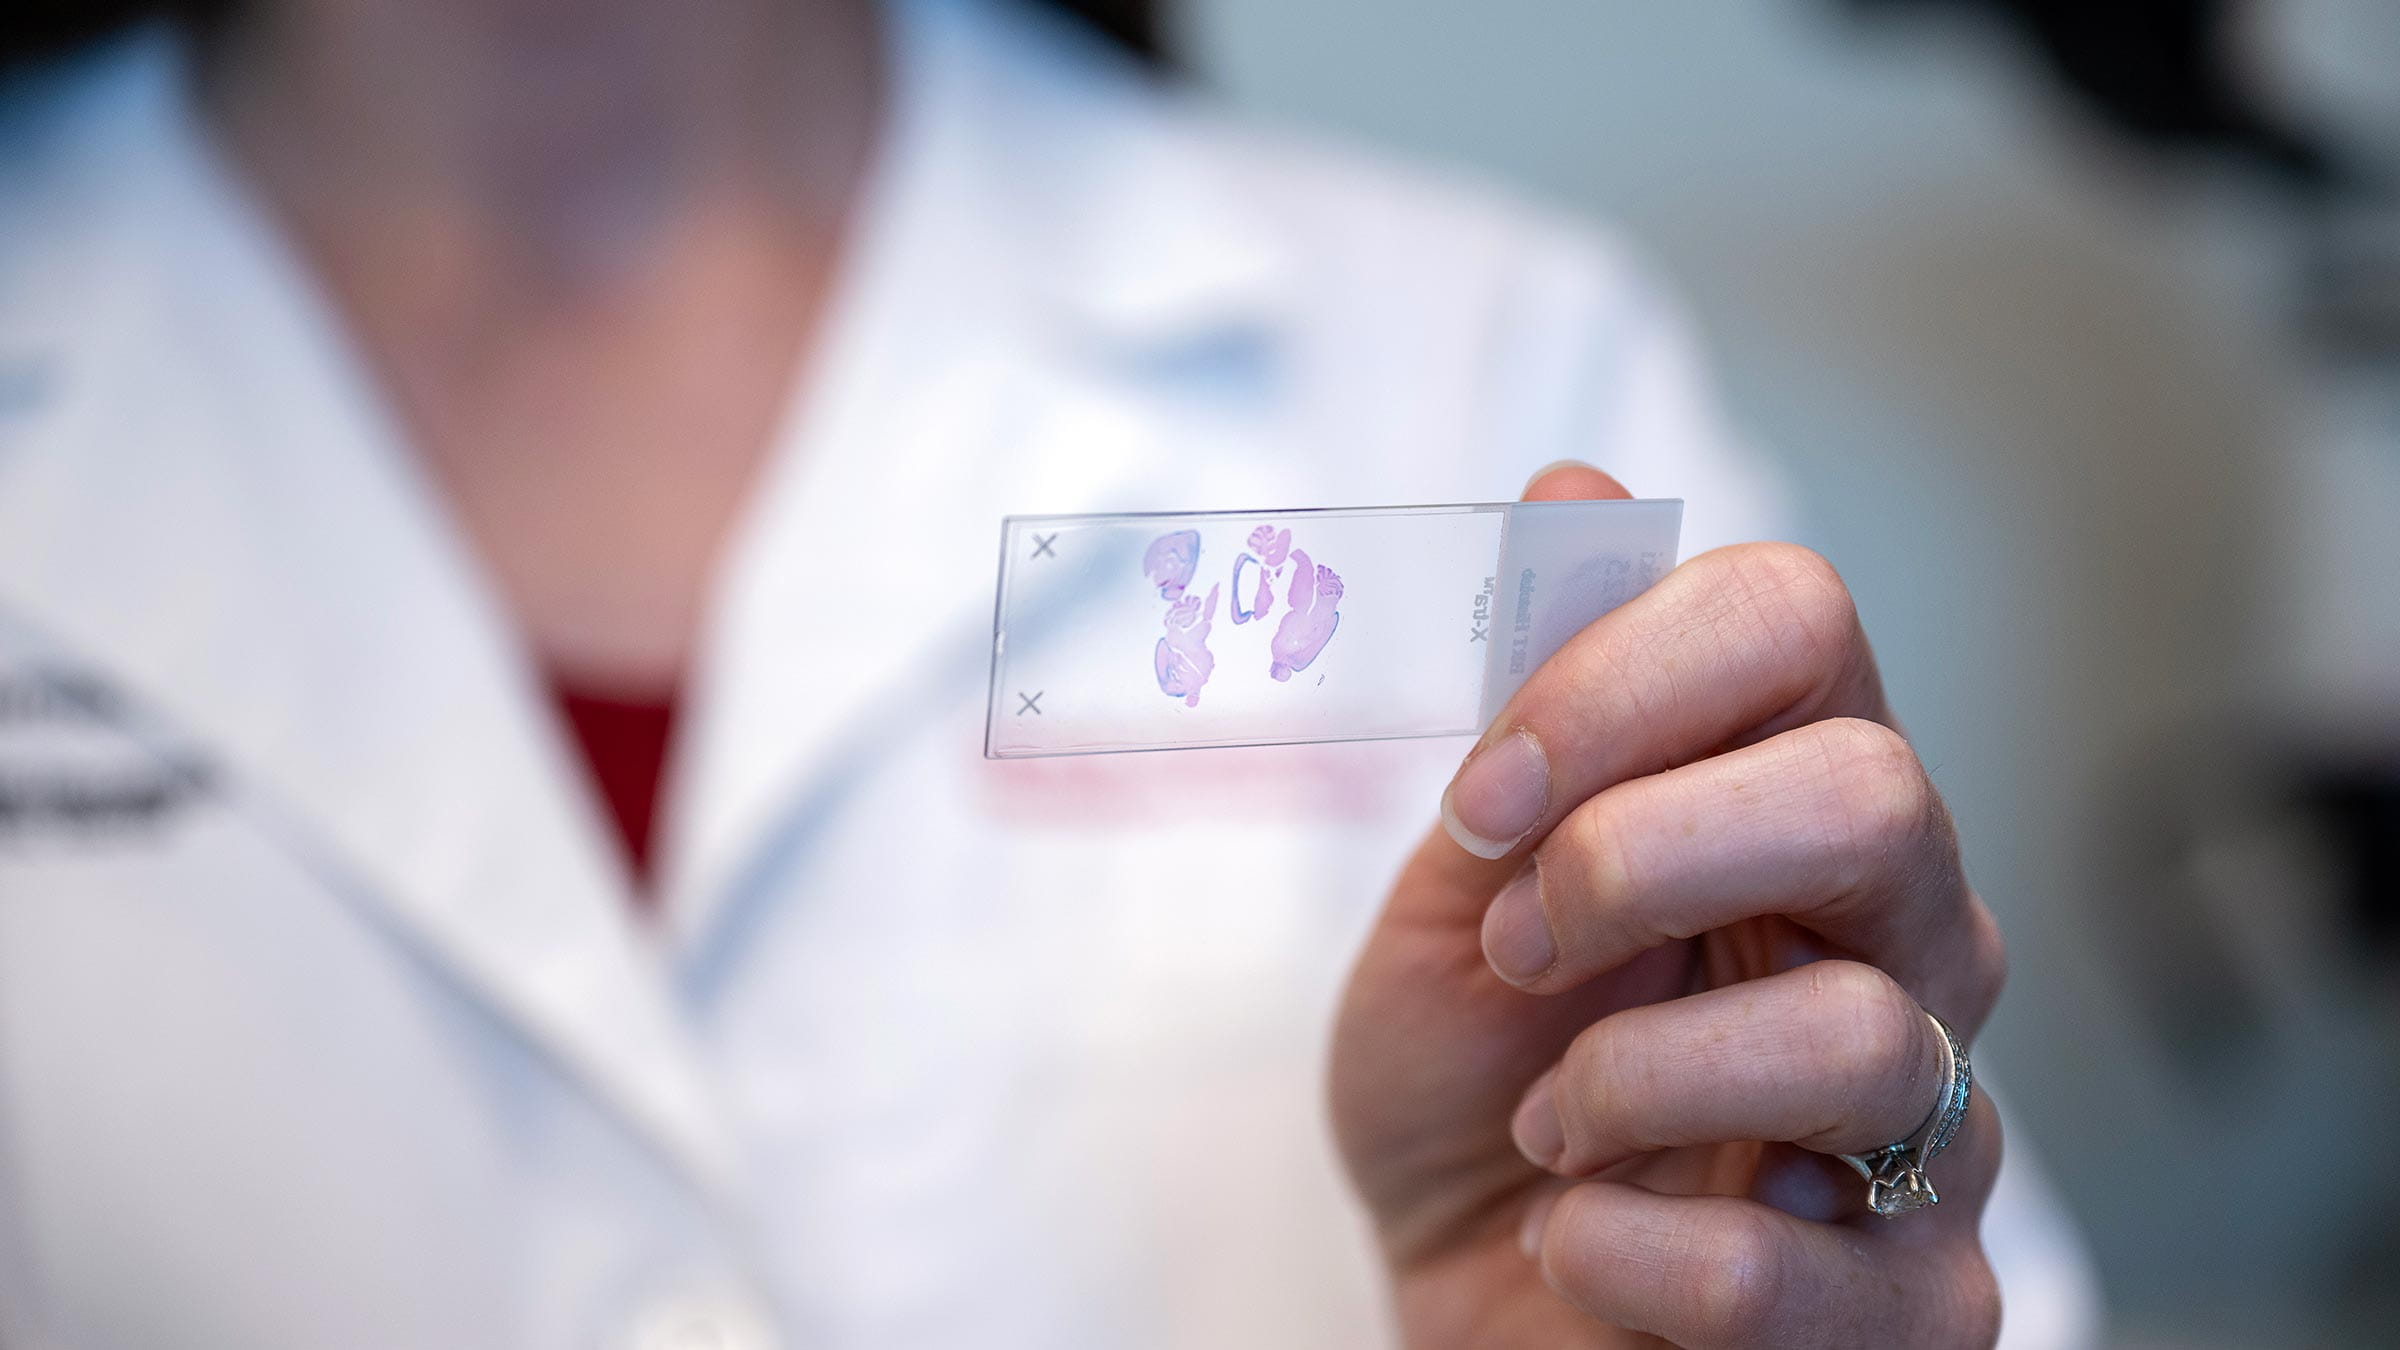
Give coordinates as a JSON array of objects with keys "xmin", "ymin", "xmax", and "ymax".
[{"xmin": 1839, "ymin": 1010, "xmax": 1972, "ymax": 1218}]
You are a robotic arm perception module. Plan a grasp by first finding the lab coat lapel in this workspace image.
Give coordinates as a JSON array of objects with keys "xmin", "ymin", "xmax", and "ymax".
[
  {"xmin": 659, "ymin": 0, "xmax": 1294, "ymax": 940},
  {"xmin": 0, "ymin": 39, "xmax": 742, "ymax": 1197}
]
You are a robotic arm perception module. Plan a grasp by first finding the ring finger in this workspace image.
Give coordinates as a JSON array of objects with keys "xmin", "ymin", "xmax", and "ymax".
[{"xmin": 1511, "ymin": 960, "xmax": 1986, "ymax": 1191}]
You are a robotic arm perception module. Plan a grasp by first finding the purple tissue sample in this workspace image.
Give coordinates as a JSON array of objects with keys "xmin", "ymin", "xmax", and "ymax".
[
  {"xmin": 1143, "ymin": 530, "xmax": 1201, "ymax": 601},
  {"xmin": 1231, "ymin": 553, "xmax": 1268, "ymax": 624},
  {"xmin": 1155, "ymin": 583, "xmax": 1221, "ymax": 707},
  {"xmin": 1269, "ymin": 551, "xmax": 1342, "ymax": 681},
  {"xmin": 1231, "ymin": 525, "xmax": 1293, "ymax": 625}
]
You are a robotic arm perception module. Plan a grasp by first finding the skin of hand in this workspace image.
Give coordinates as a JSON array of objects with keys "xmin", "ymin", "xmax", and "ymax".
[{"xmin": 1331, "ymin": 464, "xmax": 2008, "ymax": 1349}]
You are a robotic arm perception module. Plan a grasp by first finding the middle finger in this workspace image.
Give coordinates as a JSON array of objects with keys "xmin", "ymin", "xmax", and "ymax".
[{"xmin": 1481, "ymin": 715, "xmax": 2004, "ymax": 1025}]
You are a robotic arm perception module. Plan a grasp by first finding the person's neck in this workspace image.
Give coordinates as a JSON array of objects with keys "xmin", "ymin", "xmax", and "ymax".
[
  {"xmin": 199, "ymin": 0, "xmax": 883, "ymax": 292},
  {"xmin": 194, "ymin": 0, "xmax": 885, "ymax": 695}
]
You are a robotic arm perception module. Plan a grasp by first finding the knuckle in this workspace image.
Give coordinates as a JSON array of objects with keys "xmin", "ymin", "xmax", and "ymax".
[
  {"xmin": 1812, "ymin": 718, "xmax": 1932, "ymax": 861},
  {"xmin": 1731, "ymin": 541, "xmax": 1858, "ymax": 645},
  {"xmin": 1807, "ymin": 959, "xmax": 1921, "ymax": 1090},
  {"xmin": 1536, "ymin": 1183, "xmax": 1609, "ymax": 1296},
  {"xmin": 1546, "ymin": 800, "xmax": 1616, "ymax": 897},
  {"xmin": 1554, "ymin": 1021, "xmax": 1639, "ymax": 1160},
  {"xmin": 1815, "ymin": 713, "xmax": 1919, "ymax": 784},
  {"xmin": 1960, "ymin": 898, "xmax": 2010, "ymax": 1024},
  {"xmin": 1942, "ymin": 1093, "xmax": 2008, "ymax": 1210},
  {"xmin": 1941, "ymin": 1251, "xmax": 2005, "ymax": 1350},
  {"xmin": 1542, "ymin": 802, "xmax": 1646, "ymax": 951},
  {"xmin": 1688, "ymin": 1208, "xmax": 1791, "ymax": 1345}
]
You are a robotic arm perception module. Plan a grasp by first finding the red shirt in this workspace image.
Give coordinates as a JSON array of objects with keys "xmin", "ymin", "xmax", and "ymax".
[{"xmin": 550, "ymin": 679, "xmax": 678, "ymax": 901}]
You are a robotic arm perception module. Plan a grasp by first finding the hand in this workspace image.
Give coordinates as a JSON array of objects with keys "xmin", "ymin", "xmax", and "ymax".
[{"xmin": 1330, "ymin": 465, "xmax": 2007, "ymax": 1348}]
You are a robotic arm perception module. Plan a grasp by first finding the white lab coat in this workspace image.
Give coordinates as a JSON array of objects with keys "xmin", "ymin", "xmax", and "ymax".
[{"xmin": 0, "ymin": 1, "xmax": 2098, "ymax": 1346}]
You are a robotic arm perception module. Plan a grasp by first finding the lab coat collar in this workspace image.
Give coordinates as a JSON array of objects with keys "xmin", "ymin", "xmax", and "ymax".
[
  {"xmin": 657, "ymin": 0, "xmax": 1300, "ymax": 941},
  {"xmin": 898, "ymin": 0, "xmax": 1294, "ymax": 351},
  {"xmin": 0, "ymin": 34, "xmax": 745, "ymax": 1199}
]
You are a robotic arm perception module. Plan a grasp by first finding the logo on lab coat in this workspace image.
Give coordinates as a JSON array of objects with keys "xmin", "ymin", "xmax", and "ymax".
[{"xmin": 0, "ymin": 666, "xmax": 213, "ymax": 837}]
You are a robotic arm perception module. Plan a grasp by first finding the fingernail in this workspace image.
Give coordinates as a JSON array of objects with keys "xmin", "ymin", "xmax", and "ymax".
[
  {"xmin": 1517, "ymin": 1187, "xmax": 1561, "ymax": 1259},
  {"xmin": 1511, "ymin": 1067, "xmax": 1564, "ymax": 1169},
  {"xmin": 1441, "ymin": 730, "xmax": 1549, "ymax": 859},
  {"xmin": 1481, "ymin": 866, "xmax": 1556, "ymax": 987}
]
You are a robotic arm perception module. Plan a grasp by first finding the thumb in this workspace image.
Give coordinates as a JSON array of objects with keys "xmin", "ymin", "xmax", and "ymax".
[{"xmin": 1387, "ymin": 461, "xmax": 1638, "ymax": 918}]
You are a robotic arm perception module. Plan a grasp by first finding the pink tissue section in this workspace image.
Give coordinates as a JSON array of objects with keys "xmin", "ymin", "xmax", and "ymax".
[
  {"xmin": 1231, "ymin": 525, "xmax": 1293, "ymax": 625},
  {"xmin": 1155, "ymin": 583, "xmax": 1221, "ymax": 707},
  {"xmin": 1143, "ymin": 529, "xmax": 1200, "ymax": 601},
  {"xmin": 1269, "ymin": 551, "xmax": 1342, "ymax": 681},
  {"xmin": 1146, "ymin": 524, "xmax": 1337, "ymax": 704},
  {"xmin": 1231, "ymin": 553, "xmax": 1269, "ymax": 624}
]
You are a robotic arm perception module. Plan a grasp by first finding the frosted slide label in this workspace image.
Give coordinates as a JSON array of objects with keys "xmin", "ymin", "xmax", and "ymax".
[{"xmin": 987, "ymin": 499, "xmax": 1682, "ymax": 758}]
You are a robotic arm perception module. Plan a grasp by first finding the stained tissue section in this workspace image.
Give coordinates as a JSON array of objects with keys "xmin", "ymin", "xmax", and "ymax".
[
  {"xmin": 1269, "ymin": 551, "xmax": 1343, "ymax": 681},
  {"xmin": 1155, "ymin": 584, "xmax": 1220, "ymax": 707},
  {"xmin": 1144, "ymin": 524, "xmax": 1343, "ymax": 707},
  {"xmin": 1232, "ymin": 525, "xmax": 1291, "ymax": 624},
  {"xmin": 1143, "ymin": 530, "xmax": 1200, "ymax": 601}
]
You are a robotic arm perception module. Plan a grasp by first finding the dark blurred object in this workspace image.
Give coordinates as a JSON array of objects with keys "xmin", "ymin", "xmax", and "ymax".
[
  {"xmin": 1853, "ymin": 0, "xmax": 2400, "ymax": 361},
  {"xmin": 2303, "ymin": 760, "xmax": 2400, "ymax": 961},
  {"xmin": 1848, "ymin": 0, "xmax": 2342, "ymax": 190},
  {"xmin": 1057, "ymin": 0, "xmax": 1168, "ymax": 66},
  {"xmin": 2105, "ymin": 720, "xmax": 2400, "ymax": 1086},
  {"xmin": 1, "ymin": 0, "xmax": 220, "ymax": 71},
  {"xmin": 0, "ymin": 0, "xmax": 1171, "ymax": 74}
]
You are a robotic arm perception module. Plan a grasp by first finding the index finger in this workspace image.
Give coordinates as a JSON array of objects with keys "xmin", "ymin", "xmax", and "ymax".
[
  {"xmin": 1439, "ymin": 522, "xmax": 1891, "ymax": 860},
  {"xmin": 1521, "ymin": 459, "xmax": 1636, "ymax": 505}
]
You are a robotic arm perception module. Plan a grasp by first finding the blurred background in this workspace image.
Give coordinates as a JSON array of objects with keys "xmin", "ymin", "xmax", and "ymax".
[{"xmin": 1175, "ymin": 1, "xmax": 2400, "ymax": 1345}]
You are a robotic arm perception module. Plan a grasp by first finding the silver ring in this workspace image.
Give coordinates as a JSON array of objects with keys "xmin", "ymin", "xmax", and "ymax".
[{"xmin": 1838, "ymin": 1010, "xmax": 1972, "ymax": 1218}]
